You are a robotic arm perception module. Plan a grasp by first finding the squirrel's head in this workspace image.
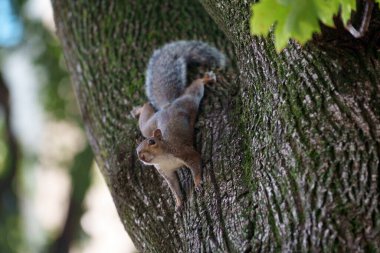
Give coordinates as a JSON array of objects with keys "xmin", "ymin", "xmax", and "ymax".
[{"xmin": 136, "ymin": 129, "xmax": 168, "ymax": 165}]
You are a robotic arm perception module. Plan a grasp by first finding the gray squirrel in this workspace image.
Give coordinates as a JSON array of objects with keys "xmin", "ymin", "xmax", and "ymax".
[{"xmin": 133, "ymin": 40, "xmax": 226, "ymax": 211}]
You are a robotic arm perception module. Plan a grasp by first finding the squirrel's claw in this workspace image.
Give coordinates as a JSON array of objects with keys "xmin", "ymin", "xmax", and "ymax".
[
  {"xmin": 194, "ymin": 181, "xmax": 203, "ymax": 193},
  {"xmin": 203, "ymin": 71, "xmax": 216, "ymax": 84},
  {"xmin": 131, "ymin": 106, "xmax": 143, "ymax": 118}
]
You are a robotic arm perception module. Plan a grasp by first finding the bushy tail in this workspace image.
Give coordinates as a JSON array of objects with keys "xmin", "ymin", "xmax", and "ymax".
[{"xmin": 145, "ymin": 40, "xmax": 226, "ymax": 110}]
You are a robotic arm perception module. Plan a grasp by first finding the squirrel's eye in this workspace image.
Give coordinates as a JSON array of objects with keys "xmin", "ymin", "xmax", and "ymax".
[{"xmin": 148, "ymin": 139, "xmax": 156, "ymax": 145}]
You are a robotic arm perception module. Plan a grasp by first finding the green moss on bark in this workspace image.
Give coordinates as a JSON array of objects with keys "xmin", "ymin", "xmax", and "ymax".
[{"xmin": 53, "ymin": 0, "xmax": 380, "ymax": 252}]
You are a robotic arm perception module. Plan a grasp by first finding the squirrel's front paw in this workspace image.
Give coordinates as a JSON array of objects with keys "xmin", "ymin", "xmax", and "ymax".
[
  {"xmin": 131, "ymin": 106, "xmax": 143, "ymax": 118},
  {"xmin": 194, "ymin": 180, "xmax": 203, "ymax": 193},
  {"xmin": 203, "ymin": 71, "xmax": 216, "ymax": 84}
]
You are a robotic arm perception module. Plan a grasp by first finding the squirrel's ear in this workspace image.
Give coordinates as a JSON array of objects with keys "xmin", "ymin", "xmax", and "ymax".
[{"xmin": 152, "ymin": 129, "xmax": 162, "ymax": 140}]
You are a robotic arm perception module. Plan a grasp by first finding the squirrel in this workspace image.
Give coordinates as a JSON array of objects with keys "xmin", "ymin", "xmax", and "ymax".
[{"xmin": 133, "ymin": 40, "xmax": 226, "ymax": 211}]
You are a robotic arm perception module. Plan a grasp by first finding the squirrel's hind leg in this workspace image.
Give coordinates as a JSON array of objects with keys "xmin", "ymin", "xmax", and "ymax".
[
  {"xmin": 138, "ymin": 103, "xmax": 157, "ymax": 138},
  {"xmin": 181, "ymin": 71, "xmax": 217, "ymax": 128}
]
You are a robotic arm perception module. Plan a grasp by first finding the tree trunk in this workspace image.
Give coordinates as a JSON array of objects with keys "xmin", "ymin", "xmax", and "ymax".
[{"xmin": 51, "ymin": 1, "xmax": 380, "ymax": 252}]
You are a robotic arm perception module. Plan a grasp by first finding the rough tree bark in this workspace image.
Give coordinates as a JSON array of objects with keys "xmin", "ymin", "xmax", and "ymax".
[{"xmin": 52, "ymin": 0, "xmax": 380, "ymax": 252}]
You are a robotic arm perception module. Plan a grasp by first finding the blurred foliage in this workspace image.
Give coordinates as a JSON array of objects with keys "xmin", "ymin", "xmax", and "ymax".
[
  {"xmin": 48, "ymin": 145, "xmax": 93, "ymax": 253},
  {"xmin": 9, "ymin": 0, "xmax": 27, "ymax": 14},
  {"xmin": 0, "ymin": 125, "xmax": 22, "ymax": 253},
  {"xmin": 31, "ymin": 22, "xmax": 80, "ymax": 121},
  {"xmin": 0, "ymin": 208, "xmax": 23, "ymax": 253},
  {"xmin": 0, "ymin": 0, "xmax": 94, "ymax": 252}
]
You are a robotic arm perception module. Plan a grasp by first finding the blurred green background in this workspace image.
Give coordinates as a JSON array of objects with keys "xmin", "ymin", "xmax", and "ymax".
[{"xmin": 0, "ymin": 0, "xmax": 136, "ymax": 252}]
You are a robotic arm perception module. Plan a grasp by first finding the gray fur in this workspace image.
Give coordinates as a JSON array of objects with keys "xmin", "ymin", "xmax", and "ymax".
[{"xmin": 145, "ymin": 40, "xmax": 226, "ymax": 110}]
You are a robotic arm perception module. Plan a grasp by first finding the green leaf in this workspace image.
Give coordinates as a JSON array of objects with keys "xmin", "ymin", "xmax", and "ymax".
[
  {"xmin": 315, "ymin": 0, "xmax": 340, "ymax": 27},
  {"xmin": 250, "ymin": 0, "xmax": 362, "ymax": 52},
  {"xmin": 251, "ymin": 0, "xmax": 321, "ymax": 51},
  {"xmin": 250, "ymin": 0, "xmax": 289, "ymax": 37},
  {"xmin": 340, "ymin": 0, "xmax": 356, "ymax": 24},
  {"xmin": 274, "ymin": 21, "xmax": 291, "ymax": 50},
  {"xmin": 285, "ymin": 0, "xmax": 320, "ymax": 42}
]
